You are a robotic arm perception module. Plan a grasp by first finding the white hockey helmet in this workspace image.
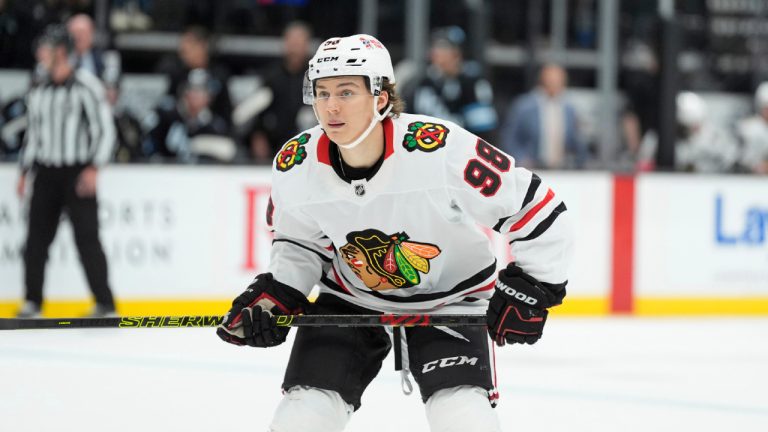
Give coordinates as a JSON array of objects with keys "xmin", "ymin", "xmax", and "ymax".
[
  {"xmin": 755, "ymin": 82, "xmax": 768, "ymax": 109},
  {"xmin": 303, "ymin": 34, "xmax": 395, "ymax": 105},
  {"xmin": 676, "ymin": 91, "xmax": 707, "ymax": 128}
]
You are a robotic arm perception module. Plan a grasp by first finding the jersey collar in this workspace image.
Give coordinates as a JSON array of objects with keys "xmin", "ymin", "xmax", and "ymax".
[{"xmin": 317, "ymin": 117, "xmax": 394, "ymax": 166}]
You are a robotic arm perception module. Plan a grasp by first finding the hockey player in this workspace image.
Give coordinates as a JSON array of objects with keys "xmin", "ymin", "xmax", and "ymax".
[{"xmin": 217, "ymin": 34, "xmax": 572, "ymax": 432}]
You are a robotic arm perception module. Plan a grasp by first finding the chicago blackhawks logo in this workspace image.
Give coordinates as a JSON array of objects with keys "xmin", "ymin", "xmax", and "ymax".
[
  {"xmin": 276, "ymin": 133, "xmax": 310, "ymax": 172},
  {"xmin": 402, "ymin": 121, "xmax": 450, "ymax": 152},
  {"xmin": 359, "ymin": 36, "xmax": 383, "ymax": 49},
  {"xmin": 340, "ymin": 229, "xmax": 441, "ymax": 291}
]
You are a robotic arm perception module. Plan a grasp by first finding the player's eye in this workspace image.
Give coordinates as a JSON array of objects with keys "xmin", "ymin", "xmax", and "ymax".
[
  {"xmin": 317, "ymin": 91, "xmax": 330, "ymax": 99},
  {"xmin": 341, "ymin": 90, "xmax": 354, "ymax": 98}
]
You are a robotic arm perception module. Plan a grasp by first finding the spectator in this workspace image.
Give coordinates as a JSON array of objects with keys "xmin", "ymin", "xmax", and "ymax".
[
  {"xmin": 243, "ymin": 21, "xmax": 315, "ymax": 163},
  {"xmin": 105, "ymin": 77, "xmax": 144, "ymax": 163},
  {"xmin": 156, "ymin": 26, "xmax": 232, "ymax": 125},
  {"xmin": 499, "ymin": 64, "xmax": 587, "ymax": 169},
  {"xmin": 142, "ymin": 68, "xmax": 232, "ymax": 163},
  {"xmin": 675, "ymin": 92, "xmax": 739, "ymax": 173},
  {"xmin": 110, "ymin": 0, "xmax": 152, "ymax": 32},
  {"xmin": 31, "ymin": 30, "xmax": 55, "ymax": 85},
  {"xmin": 409, "ymin": 26, "xmax": 498, "ymax": 138},
  {"xmin": 617, "ymin": 40, "xmax": 660, "ymax": 172},
  {"xmin": 0, "ymin": 96, "xmax": 26, "ymax": 159},
  {"xmin": 2, "ymin": 27, "xmax": 58, "ymax": 160},
  {"xmin": 67, "ymin": 13, "xmax": 104, "ymax": 77},
  {"xmin": 736, "ymin": 82, "xmax": 768, "ymax": 174}
]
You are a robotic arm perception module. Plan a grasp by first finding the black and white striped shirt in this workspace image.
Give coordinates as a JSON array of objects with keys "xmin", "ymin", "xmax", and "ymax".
[{"xmin": 20, "ymin": 69, "xmax": 115, "ymax": 170}]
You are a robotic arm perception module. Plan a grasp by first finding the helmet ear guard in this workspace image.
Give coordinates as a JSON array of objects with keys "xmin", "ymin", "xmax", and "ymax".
[{"xmin": 302, "ymin": 71, "xmax": 314, "ymax": 105}]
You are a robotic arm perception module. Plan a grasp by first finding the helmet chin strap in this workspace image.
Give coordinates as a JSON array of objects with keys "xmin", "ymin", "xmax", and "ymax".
[{"xmin": 315, "ymin": 96, "xmax": 393, "ymax": 150}]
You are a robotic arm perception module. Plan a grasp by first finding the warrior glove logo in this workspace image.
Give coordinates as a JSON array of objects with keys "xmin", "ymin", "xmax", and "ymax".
[
  {"xmin": 496, "ymin": 280, "xmax": 538, "ymax": 305},
  {"xmin": 422, "ymin": 356, "xmax": 478, "ymax": 373}
]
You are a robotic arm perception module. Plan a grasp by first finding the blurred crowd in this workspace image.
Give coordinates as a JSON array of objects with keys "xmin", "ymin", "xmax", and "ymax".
[{"xmin": 1, "ymin": 0, "xmax": 767, "ymax": 174}]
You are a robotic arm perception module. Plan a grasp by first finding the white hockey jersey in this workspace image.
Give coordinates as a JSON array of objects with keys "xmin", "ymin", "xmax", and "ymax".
[
  {"xmin": 737, "ymin": 116, "xmax": 768, "ymax": 172},
  {"xmin": 266, "ymin": 113, "xmax": 571, "ymax": 313}
]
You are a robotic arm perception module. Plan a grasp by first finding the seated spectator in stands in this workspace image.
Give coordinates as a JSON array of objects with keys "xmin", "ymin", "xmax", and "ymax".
[
  {"xmin": 142, "ymin": 69, "xmax": 232, "ymax": 163},
  {"xmin": 156, "ymin": 26, "xmax": 232, "ymax": 125},
  {"xmin": 617, "ymin": 40, "xmax": 659, "ymax": 172},
  {"xmin": 736, "ymin": 82, "xmax": 768, "ymax": 174},
  {"xmin": 408, "ymin": 26, "xmax": 497, "ymax": 139},
  {"xmin": 675, "ymin": 92, "xmax": 739, "ymax": 173},
  {"xmin": 1, "ymin": 28, "xmax": 55, "ymax": 159},
  {"xmin": 67, "ymin": 14, "xmax": 104, "ymax": 77},
  {"xmin": 110, "ymin": 0, "xmax": 153, "ymax": 32},
  {"xmin": 31, "ymin": 26, "xmax": 55, "ymax": 85},
  {"xmin": 499, "ymin": 64, "xmax": 587, "ymax": 169},
  {"xmin": 104, "ymin": 78, "xmax": 144, "ymax": 162},
  {"xmin": 0, "ymin": 96, "xmax": 27, "ymax": 159},
  {"xmin": 243, "ymin": 21, "xmax": 315, "ymax": 163}
]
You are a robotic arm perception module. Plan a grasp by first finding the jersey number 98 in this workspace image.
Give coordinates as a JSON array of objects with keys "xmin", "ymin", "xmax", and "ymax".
[{"xmin": 463, "ymin": 139, "xmax": 510, "ymax": 197}]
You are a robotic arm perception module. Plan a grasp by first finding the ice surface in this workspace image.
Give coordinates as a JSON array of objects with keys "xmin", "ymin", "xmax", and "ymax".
[{"xmin": 1, "ymin": 317, "xmax": 767, "ymax": 431}]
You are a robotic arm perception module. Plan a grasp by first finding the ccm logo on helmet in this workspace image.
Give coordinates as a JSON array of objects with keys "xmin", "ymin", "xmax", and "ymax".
[
  {"xmin": 422, "ymin": 356, "xmax": 478, "ymax": 373},
  {"xmin": 496, "ymin": 281, "xmax": 538, "ymax": 305},
  {"xmin": 317, "ymin": 56, "xmax": 339, "ymax": 63}
]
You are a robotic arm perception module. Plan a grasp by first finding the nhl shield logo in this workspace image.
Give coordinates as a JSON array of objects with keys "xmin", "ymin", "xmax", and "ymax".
[{"xmin": 354, "ymin": 183, "xmax": 366, "ymax": 196}]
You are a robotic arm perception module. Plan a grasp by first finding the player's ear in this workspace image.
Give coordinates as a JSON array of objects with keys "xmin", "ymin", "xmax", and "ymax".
[{"xmin": 377, "ymin": 89, "xmax": 390, "ymax": 111}]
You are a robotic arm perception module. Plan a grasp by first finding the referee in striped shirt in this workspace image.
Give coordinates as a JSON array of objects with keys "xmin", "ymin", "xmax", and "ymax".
[{"xmin": 15, "ymin": 26, "xmax": 116, "ymax": 318}]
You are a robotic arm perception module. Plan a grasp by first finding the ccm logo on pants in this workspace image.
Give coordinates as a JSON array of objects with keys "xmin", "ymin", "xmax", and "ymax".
[{"xmin": 422, "ymin": 356, "xmax": 478, "ymax": 373}]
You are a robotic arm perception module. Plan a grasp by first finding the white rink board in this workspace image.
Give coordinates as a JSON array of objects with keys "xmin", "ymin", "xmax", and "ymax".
[
  {"xmin": 541, "ymin": 171, "xmax": 612, "ymax": 296},
  {"xmin": 0, "ymin": 164, "xmax": 611, "ymax": 300},
  {"xmin": 635, "ymin": 174, "xmax": 768, "ymax": 296},
  {"xmin": 0, "ymin": 165, "xmax": 273, "ymax": 300}
]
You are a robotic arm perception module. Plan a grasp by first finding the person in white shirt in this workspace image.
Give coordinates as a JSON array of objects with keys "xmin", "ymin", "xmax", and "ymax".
[
  {"xmin": 675, "ymin": 91, "xmax": 739, "ymax": 173},
  {"xmin": 736, "ymin": 82, "xmax": 768, "ymax": 174}
]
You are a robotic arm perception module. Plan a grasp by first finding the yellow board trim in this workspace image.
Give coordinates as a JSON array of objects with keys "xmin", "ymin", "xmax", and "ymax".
[
  {"xmin": 636, "ymin": 298, "xmax": 768, "ymax": 315},
  {"xmin": 2, "ymin": 297, "xmax": 768, "ymax": 318},
  {"xmin": 0, "ymin": 299, "xmax": 231, "ymax": 318}
]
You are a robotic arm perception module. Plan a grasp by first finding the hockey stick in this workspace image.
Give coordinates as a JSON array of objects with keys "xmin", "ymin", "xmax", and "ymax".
[{"xmin": 0, "ymin": 314, "xmax": 486, "ymax": 330}]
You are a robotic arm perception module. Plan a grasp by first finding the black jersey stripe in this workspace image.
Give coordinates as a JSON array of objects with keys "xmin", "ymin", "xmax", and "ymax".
[
  {"xmin": 272, "ymin": 238, "xmax": 333, "ymax": 263},
  {"xmin": 509, "ymin": 202, "xmax": 567, "ymax": 244},
  {"xmin": 321, "ymin": 260, "xmax": 497, "ymax": 303},
  {"xmin": 492, "ymin": 173, "xmax": 543, "ymax": 232},
  {"xmin": 521, "ymin": 173, "xmax": 542, "ymax": 208},
  {"xmin": 492, "ymin": 216, "xmax": 509, "ymax": 233}
]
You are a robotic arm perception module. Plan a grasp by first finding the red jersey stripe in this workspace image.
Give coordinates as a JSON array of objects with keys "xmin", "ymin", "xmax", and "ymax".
[{"xmin": 510, "ymin": 188, "xmax": 555, "ymax": 232}]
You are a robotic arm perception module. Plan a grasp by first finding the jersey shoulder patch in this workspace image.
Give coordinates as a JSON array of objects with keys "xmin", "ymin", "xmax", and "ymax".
[
  {"xmin": 401, "ymin": 118, "xmax": 451, "ymax": 153},
  {"xmin": 275, "ymin": 132, "xmax": 312, "ymax": 172}
]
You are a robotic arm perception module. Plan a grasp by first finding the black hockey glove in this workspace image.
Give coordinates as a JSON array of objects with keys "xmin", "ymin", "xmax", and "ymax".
[
  {"xmin": 486, "ymin": 264, "xmax": 566, "ymax": 346},
  {"xmin": 216, "ymin": 273, "xmax": 308, "ymax": 348}
]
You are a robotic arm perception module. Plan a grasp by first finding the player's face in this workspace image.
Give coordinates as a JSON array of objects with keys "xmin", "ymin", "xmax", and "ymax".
[{"xmin": 314, "ymin": 76, "xmax": 375, "ymax": 145}]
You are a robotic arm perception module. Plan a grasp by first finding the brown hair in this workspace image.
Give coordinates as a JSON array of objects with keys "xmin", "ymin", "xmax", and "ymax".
[{"xmin": 381, "ymin": 79, "xmax": 405, "ymax": 117}]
